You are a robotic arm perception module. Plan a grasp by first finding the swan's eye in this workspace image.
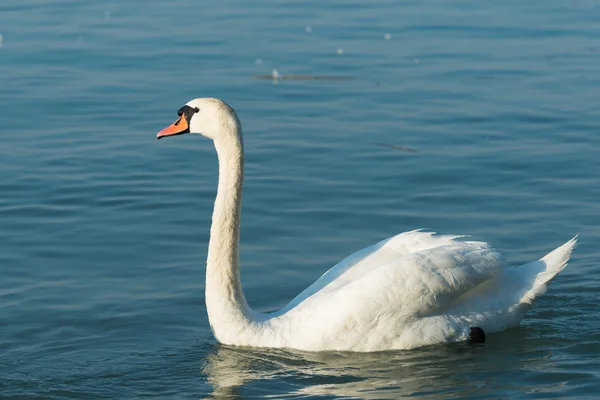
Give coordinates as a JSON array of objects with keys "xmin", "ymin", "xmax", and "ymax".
[
  {"xmin": 194, "ymin": 107, "xmax": 200, "ymax": 113},
  {"xmin": 177, "ymin": 109, "xmax": 183, "ymax": 116}
]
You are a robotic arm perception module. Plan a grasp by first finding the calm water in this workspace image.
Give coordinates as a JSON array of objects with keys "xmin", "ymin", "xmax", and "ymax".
[{"xmin": 2, "ymin": 0, "xmax": 600, "ymax": 398}]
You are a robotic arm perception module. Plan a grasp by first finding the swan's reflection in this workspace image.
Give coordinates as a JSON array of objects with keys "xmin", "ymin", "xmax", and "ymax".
[{"xmin": 202, "ymin": 328, "xmax": 554, "ymax": 399}]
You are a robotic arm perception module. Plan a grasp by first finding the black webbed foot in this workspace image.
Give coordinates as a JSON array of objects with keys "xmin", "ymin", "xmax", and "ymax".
[{"xmin": 468, "ymin": 327, "xmax": 486, "ymax": 344}]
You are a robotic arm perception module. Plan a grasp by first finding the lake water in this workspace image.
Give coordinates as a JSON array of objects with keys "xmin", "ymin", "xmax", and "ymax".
[{"xmin": 2, "ymin": 0, "xmax": 600, "ymax": 398}]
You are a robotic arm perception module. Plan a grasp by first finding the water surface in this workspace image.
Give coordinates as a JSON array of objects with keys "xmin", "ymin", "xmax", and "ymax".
[{"xmin": 1, "ymin": 0, "xmax": 600, "ymax": 398}]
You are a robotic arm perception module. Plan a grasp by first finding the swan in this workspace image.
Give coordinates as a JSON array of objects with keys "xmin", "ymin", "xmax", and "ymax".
[{"xmin": 156, "ymin": 97, "xmax": 577, "ymax": 352}]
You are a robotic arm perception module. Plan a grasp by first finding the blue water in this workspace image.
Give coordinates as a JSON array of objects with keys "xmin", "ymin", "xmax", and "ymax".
[{"xmin": 2, "ymin": 0, "xmax": 600, "ymax": 398}]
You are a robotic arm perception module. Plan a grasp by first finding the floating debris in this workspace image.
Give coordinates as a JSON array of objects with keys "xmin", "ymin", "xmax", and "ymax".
[
  {"xmin": 255, "ymin": 58, "xmax": 263, "ymax": 65},
  {"xmin": 376, "ymin": 143, "xmax": 419, "ymax": 153},
  {"xmin": 305, "ymin": 26, "xmax": 312, "ymax": 33},
  {"xmin": 414, "ymin": 58, "xmax": 420, "ymax": 64},
  {"xmin": 337, "ymin": 48, "xmax": 344, "ymax": 55},
  {"xmin": 0, "ymin": 33, "xmax": 3, "ymax": 48},
  {"xmin": 384, "ymin": 33, "xmax": 392, "ymax": 40},
  {"xmin": 253, "ymin": 73, "xmax": 353, "ymax": 81}
]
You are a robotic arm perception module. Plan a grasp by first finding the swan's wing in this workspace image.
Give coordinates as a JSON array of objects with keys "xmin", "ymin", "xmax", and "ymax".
[
  {"xmin": 274, "ymin": 237, "xmax": 503, "ymax": 351},
  {"xmin": 270, "ymin": 232, "xmax": 503, "ymax": 350},
  {"xmin": 330, "ymin": 240, "xmax": 502, "ymax": 315},
  {"xmin": 279, "ymin": 230, "xmax": 501, "ymax": 315}
]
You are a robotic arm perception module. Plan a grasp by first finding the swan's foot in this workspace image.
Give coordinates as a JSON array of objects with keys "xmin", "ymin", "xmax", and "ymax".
[{"xmin": 468, "ymin": 327, "xmax": 486, "ymax": 344}]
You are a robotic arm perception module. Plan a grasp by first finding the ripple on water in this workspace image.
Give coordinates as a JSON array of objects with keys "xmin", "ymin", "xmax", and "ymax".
[{"xmin": 1, "ymin": 0, "xmax": 600, "ymax": 398}]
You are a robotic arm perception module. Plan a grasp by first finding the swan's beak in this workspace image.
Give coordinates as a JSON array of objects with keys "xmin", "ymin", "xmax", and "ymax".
[{"xmin": 157, "ymin": 115, "xmax": 190, "ymax": 139}]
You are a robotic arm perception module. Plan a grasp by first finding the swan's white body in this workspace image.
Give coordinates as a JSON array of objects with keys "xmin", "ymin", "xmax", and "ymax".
[{"xmin": 157, "ymin": 98, "xmax": 576, "ymax": 352}]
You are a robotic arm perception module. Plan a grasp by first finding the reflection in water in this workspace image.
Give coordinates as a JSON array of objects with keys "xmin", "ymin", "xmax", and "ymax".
[{"xmin": 202, "ymin": 328, "xmax": 559, "ymax": 399}]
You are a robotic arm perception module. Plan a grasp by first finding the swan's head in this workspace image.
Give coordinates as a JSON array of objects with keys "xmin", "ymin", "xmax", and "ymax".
[{"xmin": 157, "ymin": 98, "xmax": 241, "ymax": 142}]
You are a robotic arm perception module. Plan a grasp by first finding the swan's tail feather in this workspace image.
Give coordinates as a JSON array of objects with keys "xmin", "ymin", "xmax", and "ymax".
[
  {"xmin": 537, "ymin": 235, "xmax": 577, "ymax": 285},
  {"xmin": 517, "ymin": 236, "xmax": 577, "ymax": 306}
]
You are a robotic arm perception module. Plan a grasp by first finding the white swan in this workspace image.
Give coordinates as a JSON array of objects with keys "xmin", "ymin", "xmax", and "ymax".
[{"xmin": 157, "ymin": 98, "xmax": 577, "ymax": 352}]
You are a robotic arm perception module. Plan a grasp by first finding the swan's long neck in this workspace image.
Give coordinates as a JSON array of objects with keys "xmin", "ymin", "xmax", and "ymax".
[{"xmin": 205, "ymin": 126, "xmax": 260, "ymax": 343}]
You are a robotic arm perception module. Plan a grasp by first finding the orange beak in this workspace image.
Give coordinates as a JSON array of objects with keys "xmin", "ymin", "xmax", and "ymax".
[{"xmin": 157, "ymin": 114, "xmax": 190, "ymax": 139}]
